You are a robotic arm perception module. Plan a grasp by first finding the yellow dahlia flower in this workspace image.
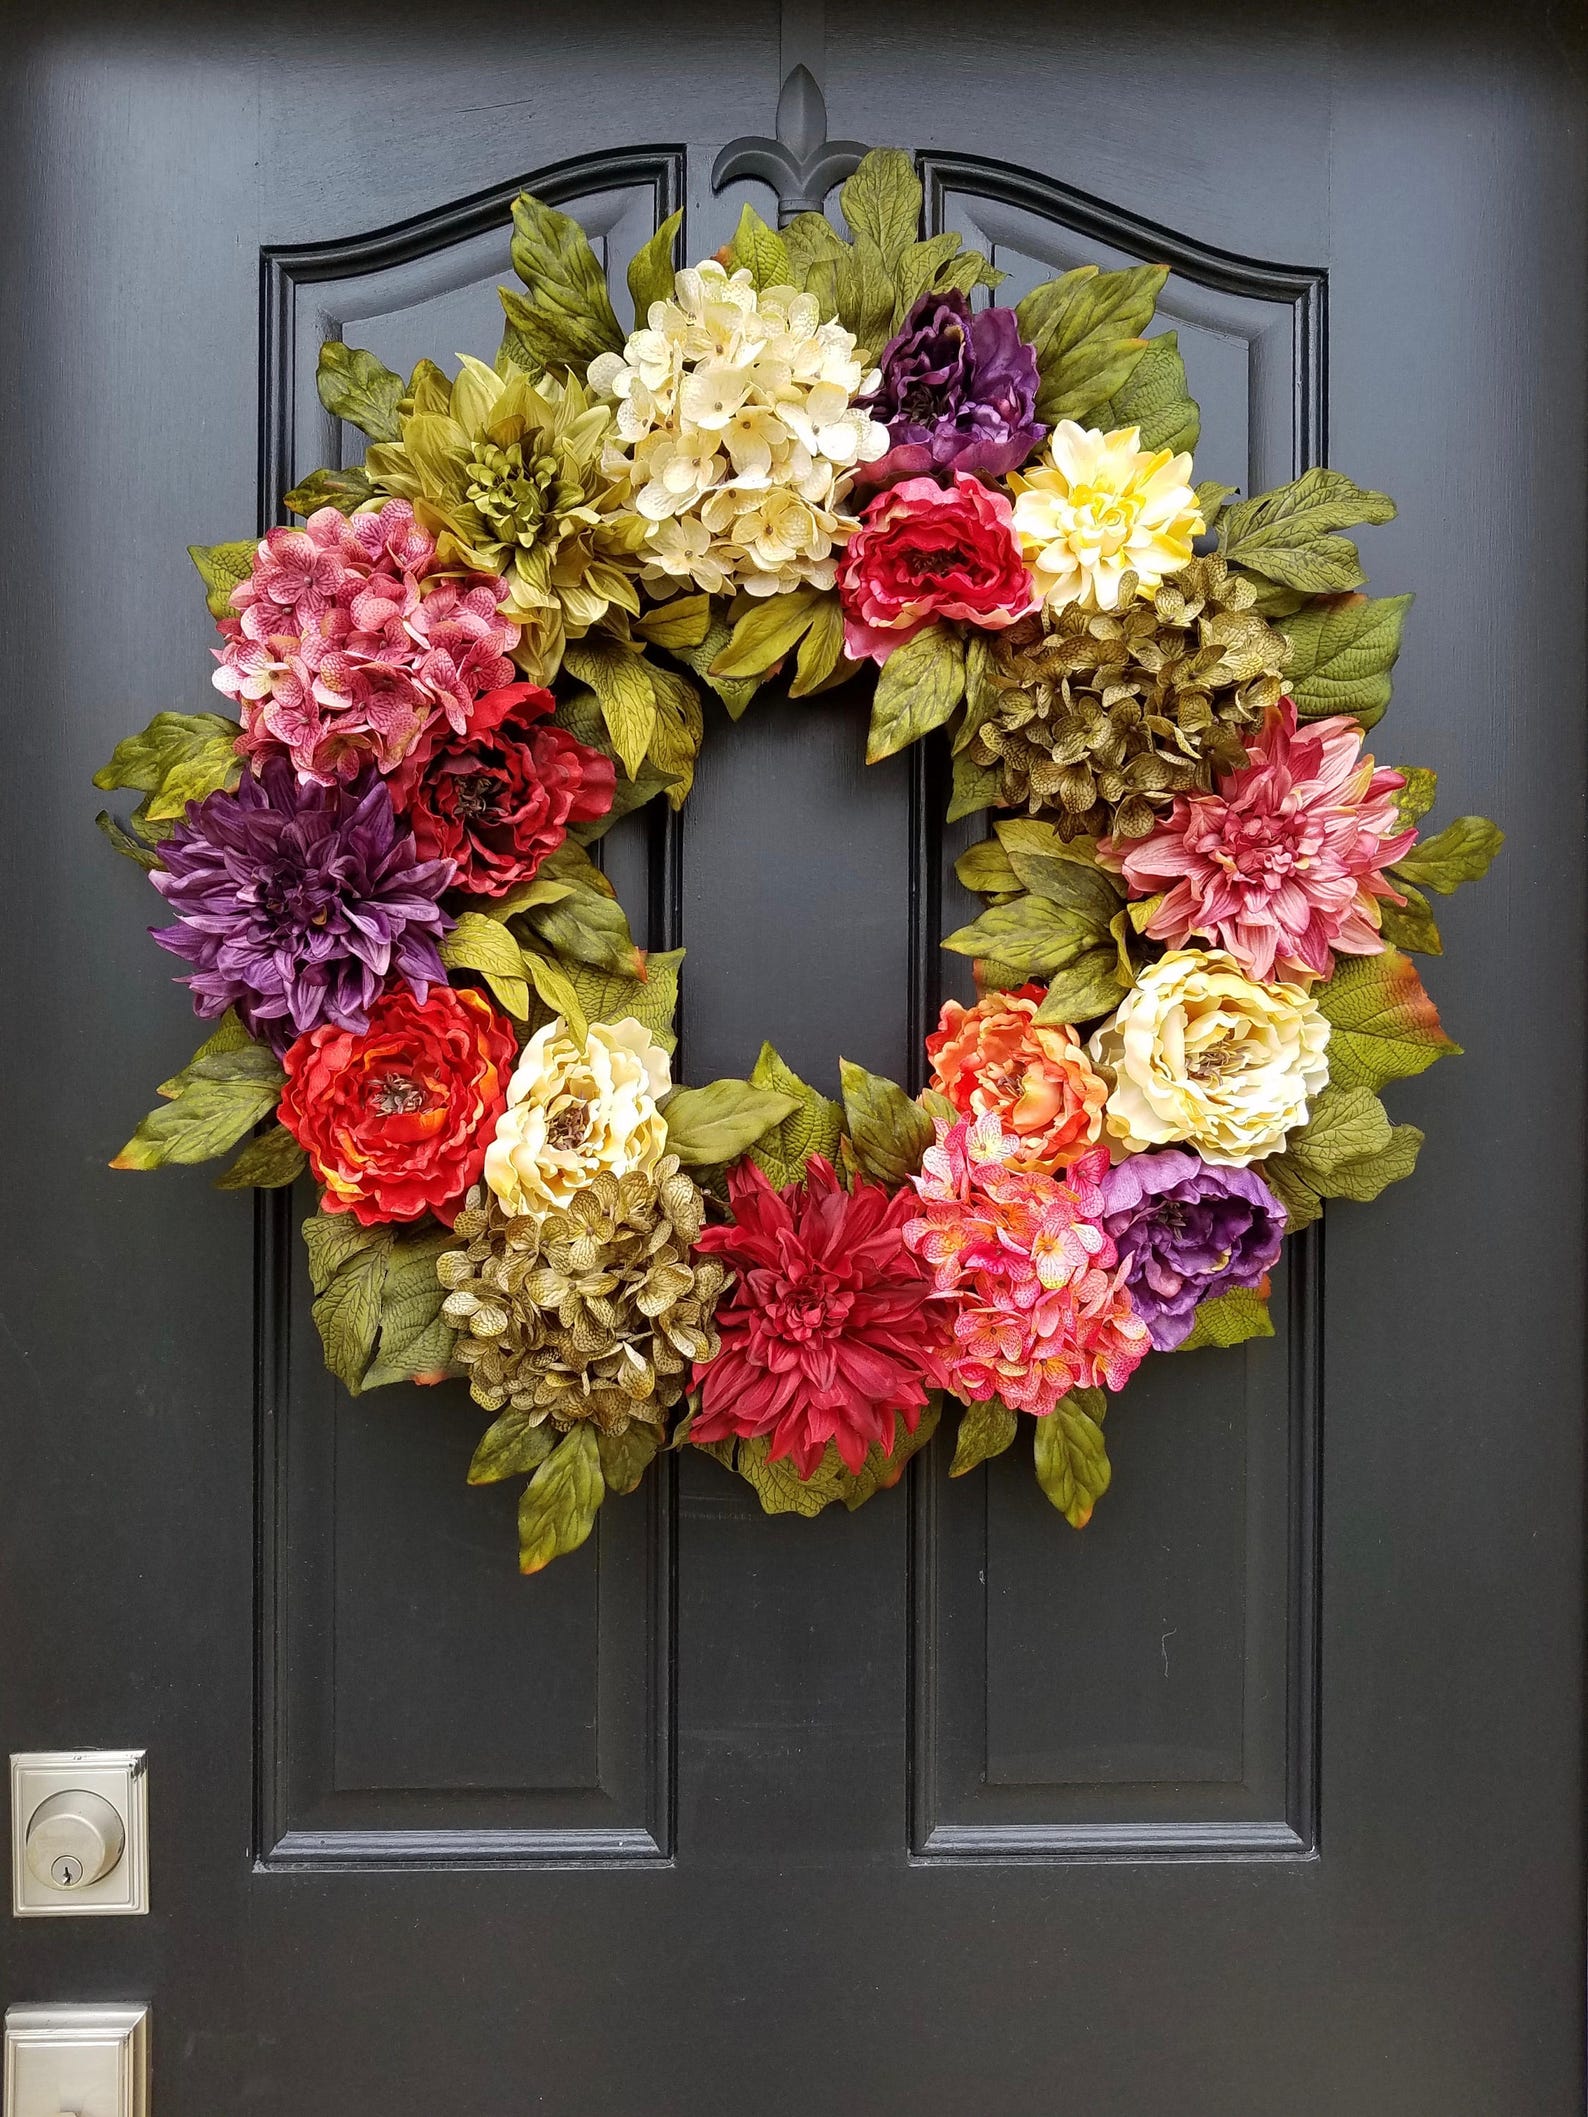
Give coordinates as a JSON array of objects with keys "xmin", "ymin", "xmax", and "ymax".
[
  {"xmin": 587, "ymin": 260, "xmax": 889, "ymax": 598},
  {"xmin": 1010, "ymin": 421, "xmax": 1203, "ymax": 615},
  {"xmin": 1087, "ymin": 950, "xmax": 1329, "ymax": 1165},
  {"xmin": 483, "ymin": 1016, "xmax": 671, "ymax": 1217}
]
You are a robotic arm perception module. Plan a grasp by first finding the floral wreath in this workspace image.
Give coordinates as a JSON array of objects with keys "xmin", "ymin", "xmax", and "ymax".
[{"xmin": 97, "ymin": 152, "xmax": 1502, "ymax": 1573}]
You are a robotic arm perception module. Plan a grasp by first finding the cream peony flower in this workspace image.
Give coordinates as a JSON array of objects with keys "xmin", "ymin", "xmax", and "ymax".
[
  {"xmin": 483, "ymin": 1016, "xmax": 671, "ymax": 1216},
  {"xmin": 1087, "ymin": 950, "xmax": 1329, "ymax": 1165},
  {"xmin": 588, "ymin": 260, "xmax": 889, "ymax": 598},
  {"xmin": 1010, "ymin": 421, "xmax": 1203, "ymax": 614}
]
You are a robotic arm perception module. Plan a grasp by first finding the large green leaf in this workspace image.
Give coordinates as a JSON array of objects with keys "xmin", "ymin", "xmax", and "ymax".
[
  {"xmin": 1219, "ymin": 470, "xmax": 1396, "ymax": 595},
  {"xmin": 187, "ymin": 540, "xmax": 258, "ymax": 619},
  {"xmin": 362, "ymin": 1227, "xmax": 457, "ymax": 1391},
  {"xmin": 113, "ymin": 1037, "xmax": 283, "ymax": 1171},
  {"xmin": 725, "ymin": 202, "xmax": 792, "ymax": 289},
  {"xmin": 315, "ymin": 341, "xmax": 405, "ymax": 442},
  {"xmin": 838, "ymin": 1060, "xmax": 934, "ymax": 1185},
  {"xmin": 596, "ymin": 1425, "xmax": 662, "ymax": 1497},
  {"xmin": 839, "ymin": 148, "xmax": 923, "ymax": 263},
  {"xmin": 1278, "ymin": 592, "xmax": 1412, "ymax": 729},
  {"xmin": 662, "ymin": 1079, "xmax": 800, "ymax": 1166},
  {"xmin": 1174, "ymin": 1288, "xmax": 1274, "ymax": 1353},
  {"xmin": 626, "ymin": 208, "xmax": 684, "ymax": 323},
  {"xmin": 439, "ymin": 911, "xmax": 531, "ymax": 1018},
  {"xmin": 830, "ymin": 234, "xmax": 898, "ymax": 355},
  {"xmin": 1089, "ymin": 330, "xmax": 1200, "ymax": 455},
  {"xmin": 282, "ymin": 464, "xmax": 379, "ymax": 518},
  {"xmin": 1032, "ymin": 1388, "xmax": 1111, "ymax": 1529},
  {"xmin": 1391, "ymin": 816, "xmax": 1504, "ymax": 895},
  {"xmin": 94, "ymin": 711, "xmax": 242, "ymax": 820},
  {"xmin": 561, "ymin": 638, "xmax": 657, "ymax": 777},
  {"xmin": 1376, "ymin": 881, "xmax": 1443, "ymax": 957},
  {"xmin": 710, "ymin": 584, "xmax": 824, "ymax": 679},
  {"xmin": 1314, "ymin": 948, "xmax": 1460, "ymax": 1092},
  {"xmin": 949, "ymin": 1395, "xmax": 1019, "ymax": 1476},
  {"xmin": 505, "ymin": 192, "xmax": 624, "ymax": 371},
  {"xmin": 1266, "ymin": 1082, "xmax": 1424, "ymax": 1228},
  {"xmin": 558, "ymin": 949, "xmax": 685, "ymax": 1056},
  {"xmin": 745, "ymin": 1045, "xmax": 843, "ymax": 1189},
  {"xmin": 304, "ymin": 1215, "xmax": 394, "ymax": 1394},
  {"xmin": 993, "ymin": 821, "xmax": 1123, "ymax": 923},
  {"xmin": 468, "ymin": 1409, "xmax": 558, "ymax": 1486},
  {"xmin": 1033, "ymin": 950, "xmax": 1129, "ymax": 1026},
  {"xmin": 942, "ymin": 892, "xmax": 1109, "ymax": 978},
  {"xmin": 517, "ymin": 1426, "xmax": 605, "ymax": 1574},
  {"xmin": 834, "ymin": 1398, "xmax": 942, "ymax": 1512},
  {"xmin": 522, "ymin": 885, "xmax": 646, "ymax": 980},
  {"xmin": 1015, "ymin": 263, "xmax": 1166, "ymax": 426},
  {"xmin": 732, "ymin": 1435, "xmax": 849, "ymax": 1517},
  {"xmin": 214, "ymin": 1125, "xmax": 306, "ymax": 1191}
]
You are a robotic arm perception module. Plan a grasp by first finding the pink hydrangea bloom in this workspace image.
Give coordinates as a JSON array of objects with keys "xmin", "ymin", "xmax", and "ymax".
[
  {"xmin": 903, "ymin": 1113, "xmax": 1150, "ymax": 1415},
  {"xmin": 1104, "ymin": 697, "xmax": 1417, "ymax": 982},
  {"xmin": 214, "ymin": 501, "xmax": 520, "ymax": 785}
]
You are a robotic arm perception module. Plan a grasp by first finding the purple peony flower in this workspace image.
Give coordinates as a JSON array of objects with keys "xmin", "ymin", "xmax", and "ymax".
[
  {"xmin": 1097, "ymin": 1150, "xmax": 1286, "ymax": 1352},
  {"xmin": 149, "ymin": 756, "xmax": 454, "ymax": 1052},
  {"xmin": 854, "ymin": 289, "xmax": 1046, "ymax": 493}
]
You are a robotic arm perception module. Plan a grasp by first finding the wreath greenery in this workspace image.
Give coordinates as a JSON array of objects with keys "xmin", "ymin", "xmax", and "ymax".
[{"xmin": 97, "ymin": 150, "xmax": 1501, "ymax": 1572}]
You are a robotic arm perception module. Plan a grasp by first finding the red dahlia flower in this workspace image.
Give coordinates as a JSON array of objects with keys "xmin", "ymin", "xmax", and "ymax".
[
  {"xmin": 388, "ymin": 683, "xmax": 616, "ymax": 896},
  {"xmin": 280, "ymin": 984, "xmax": 516, "ymax": 1225},
  {"xmin": 690, "ymin": 1156, "xmax": 947, "ymax": 1477},
  {"xmin": 835, "ymin": 471, "xmax": 1036, "ymax": 664}
]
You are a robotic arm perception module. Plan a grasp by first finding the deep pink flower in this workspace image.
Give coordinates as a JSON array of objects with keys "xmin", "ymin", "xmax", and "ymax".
[
  {"xmin": 690, "ymin": 1156, "xmax": 946, "ymax": 1478},
  {"xmin": 215, "ymin": 501, "xmax": 520, "ymax": 785},
  {"xmin": 1103, "ymin": 697, "xmax": 1417, "ymax": 982},
  {"xmin": 835, "ymin": 472, "xmax": 1036, "ymax": 664},
  {"xmin": 904, "ymin": 1114, "xmax": 1150, "ymax": 1415}
]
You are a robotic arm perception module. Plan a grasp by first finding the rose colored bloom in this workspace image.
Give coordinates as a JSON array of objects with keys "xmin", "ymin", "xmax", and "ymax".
[
  {"xmin": 280, "ymin": 985, "xmax": 516, "ymax": 1226},
  {"xmin": 854, "ymin": 291, "xmax": 1045, "ymax": 493},
  {"xmin": 214, "ymin": 501, "xmax": 521, "ymax": 785},
  {"xmin": 1105, "ymin": 697, "xmax": 1417, "ymax": 981},
  {"xmin": 835, "ymin": 472, "xmax": 1037, "ymax": 664},
  {"xmin": 690, "ymin": 1156, "xmax": 946, "ymax": 1478},
  {"xmin": 926, "ymin": 983, "xmax": 1108, "ymax": 1172},
  {"xmin": 904, "ymin": 1114, "xmax": 1150, "ymax": 1415},
  {"xmin": 387, "ymin": 682, "xmax": 615, "ymax": 897},
  {"xmin": 149, "ymin": 758, "xmax": 453, "ymax": 1053},
  {"xmin": 1097, "ymin": 1149, "xmax": 1285, "ymax": 1351}
]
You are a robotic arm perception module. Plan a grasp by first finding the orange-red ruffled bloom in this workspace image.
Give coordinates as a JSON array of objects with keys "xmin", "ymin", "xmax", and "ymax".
[
  {"xmin": 926, "ymin": 983, "xmax": 1109, "ymax": 1172},
  {"xmin": 281, "ymin": 984, "xmax": 515, "ymax": 1226}
]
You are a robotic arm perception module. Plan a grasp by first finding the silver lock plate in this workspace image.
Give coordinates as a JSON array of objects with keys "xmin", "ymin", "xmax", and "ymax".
[
  {"xmin": 9, "ymin": 1754, "xmax": 148, "ymax": 1918},
  {"xmin": 4, "ymin": 2004, "xmax": 149, "ymax": 2117}
]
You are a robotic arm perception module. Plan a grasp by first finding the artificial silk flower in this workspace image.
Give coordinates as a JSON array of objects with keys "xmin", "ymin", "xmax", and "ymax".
[
  {"xmin": 926, "ymin": 983, "xmax": 1108, "ymax": 1172},
  {"xmin": 835, "ymin": 471, "xmax": 1036, "ymax": 663},
  {"xmin": 1010, "ymin": 421, "xmax": 1203, "ymax": 614},
  {"xmin": 853, "ymin": 289, "xmax": 1045, "ymax": 492},
  {"xmin": 1087, "ymin": 949, "xmax": 1329, "ymax": 1165},
  {"xmin": 483, "ymin": 1016, "xmax": 671, "ymax": 1217},
  {"xmin": 1096, "ymin": 1149, "xmax": 1286, "ymax": 1351}
]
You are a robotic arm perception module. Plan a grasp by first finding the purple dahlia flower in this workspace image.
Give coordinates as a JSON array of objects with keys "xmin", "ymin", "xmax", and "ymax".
[
  {"xmin": 149, "ymin": 756, "xmax": 454, "ymax": 1052},
  {"xmin": 854, "ymin": 289, "xmax": 1046, "ymax": 493},
  {"xmin": 1098, "ymin": 1150, "xmax": 1286, "ymax": 1353}
]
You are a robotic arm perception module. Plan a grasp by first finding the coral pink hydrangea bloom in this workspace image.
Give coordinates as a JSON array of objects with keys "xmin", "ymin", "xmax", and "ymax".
[
  {"xmin": 214, "ymin": 501, "xmax": 520, "ymax": 785},
  {"xmin": 904, "ymin": 1114, "xmax": 1150, "ymax": 1415},
  {"xmin": 835, "ymin": 471, "xmax": 1036, "ymax": 664},
  {"xmin": 1104, "ymin": 697, "xmax": 1417, "ymax": 982}
]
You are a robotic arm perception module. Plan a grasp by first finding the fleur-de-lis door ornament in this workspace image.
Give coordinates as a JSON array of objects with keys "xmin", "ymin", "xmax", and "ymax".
[{"xmin": 712, "ymin": 64, "xmax": 869, "ymax": 225}]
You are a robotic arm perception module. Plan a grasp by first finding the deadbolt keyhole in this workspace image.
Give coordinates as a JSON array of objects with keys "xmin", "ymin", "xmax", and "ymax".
[{"xmin": 50, "ymin": 1854, "xmax": 84, "ymax": 1888}]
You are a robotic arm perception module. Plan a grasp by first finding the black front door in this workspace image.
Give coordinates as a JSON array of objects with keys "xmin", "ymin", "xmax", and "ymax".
[{"xmin": 3, "ymin": 4, "xmax": 1584, "ymax": 2111}]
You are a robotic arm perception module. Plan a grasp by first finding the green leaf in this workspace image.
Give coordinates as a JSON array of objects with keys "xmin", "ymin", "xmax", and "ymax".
[
  {"xmin": 1278, "ymin": 592, "xmax": 1413, "ymax": 730},
  {"xmin": 1195, "ymin": 481, "xmax": 1238, "ymax": 528},
  {"xmin": 830, "ymin": 233, "xmax": 897, "ymax": 354},
  {"xmin": 468, "ymin": 1409, "xmax": 558, "ymax": 1485},
  {"xmin": 835, "ymin": 1397, "xmax": 942, "ymax": 1512},
  {"xmin": 562, "ymin": 638, "xmax": 657, "ymax": 776},
  {"xmin": 517, "ymin": 1426, "xmax": 605, "ymax": 1574},
  {"xmin": 306, "ymin": 1218, "xmax": 394, "ymax": 1393},
  {"xmin": 839, "ymin": 148, "xmax": 922, "ymax": 264},
  {"xmin": 522, "ymin": 886, "xmax": 645, "ymax": 981},
  {"xmin": 559, "ymin": 949, "xmax": 684, "ymax": 1057},
  {"xmin": 1391, "ymin": 816, "xmax": 1504, "ymax": 896},
  {"xmin": 302, "ymin": 1205, "xmax": 386, "ymax": 1290},
  {"xmin": 734, "ymin": 1434, "xmax": 850, "ymax": 1517},
  {"xmin": 439, "ymin": 911, "xmax": 531, "ymax": 1018},
  {"xmin": 1032, "ymin": 1387, "xmax": 1112, "ymax": 1529},
  {"xmin": 315, "ymin": 342, "xmax": 405, "ymax": 443},
  {"xmin": 95, "ymin": 810, "xmax": 161, "ymax": 870},
  {"xmin": 1377, "ymin": 881, "xmax": 1442, "ymax": 956},
  {"xmin": 1314, "ymin": 947, "xmax": 1460, "ymax": 1091},
  {"xmin": 1033, "ymin": 950, "xmax": 1128, "ymax": 1025},
  {"xmin": 710, "ymin": 584, "xmax": 823, "ymax": 678},
  {"xmin": 681, "ymin": 614, "xmax": 761, "ymax": 720},
  {"xmin": 214, "ymin": 1125, "xmax": 306, "ymax": 1191},
  {"xmin": 781, "ymin": 212, "xmax": 848, "ymax": 283},
  {"xmin": 661, "ymin": 1079, "xmax": 800, "ymax": 1166},
  {"xmin": 112, "ymin": 1038, "xmax": 283, "ymax": 1171},
  {"xmin": 632, "ymin": 592, "xmax": 710, "ymax": 652},
  {"xmin": 187, "ymin": 540, "xmax": 257, "ymax": 619},
  {"xmin": 1219, "ymin": 469, "xmax": 1397, "ymax": 595},
  {"xmin": 93, "ymin": 714, "xmax": 242, "ymax": 827},
  {"xmin": 746, "ymin": 1044, "xmax": 843, "ymax": 1189},
  {"xmin": 1174, "ymin": 1288, "xmax": 1274, "ymax": 1353},
  {"xmin": 993, "ymin": 821, "xmax": 1122, "ymax": 923},
  {"xmin": 595, "ymin": 1425, "xmax": 661, "ymax": 1496},
  {"xmin": 553, "ymin": 685, "xmax": 680, "ymax": 837},
  {"xmin": 1268, "ymin": 1087, "xmax": 1423, "ymax": 1226},
  {"xmin": 955, "ymin": 835, "xmax": 1022, "ymax": 896},
  {"xmin": 363, "ymin": 1227, "xmax": 457, "ymax": 1390},
  {"xmin": 932, "ymin": 249, "xmax": 1003, "ymax": 299},
  {"xmin": 506, "ymin": 191, "xmax": 624, "ymax": 371},
  {"xmin": 726, "ymin": 202, "xmax": 792, "ymax": 288},
  {"xmin": 1390, "ymin": 766, "xmax": 1439, "ymax": 830},
  {"xmin": 1090, "ymin": 330, "xmax": 1200, "ymax": 455},
  {"xmin": 1015, "ymin": 263, "xmax": 1166, "ymax": 426},
  {"xmin": 788, "ymin": 595, "xmax": 849, "ymax": 697},
  {"xmin": 947, "ymin": 750, "xmax": 1002, "ymax": 823},
  {"xmin": 626, "ymin": 207, "xmax": 683, "ymax": 324},
  {"xmin": 866, "ymin": 624, "xmax": 966, "ymax": 763},
  {"xmin": 283, "ymin": 463, "xmax": 378, "ymax": 517},
  {"xmin": 942, "ymin": 893, "xmax": 1109, "ymax": 977},
  {"xmin": 519, "ymin": 946, "xmax": 589, "ymax": 1043},
  {"xmin": 838, "ymin": 1060, "xmax": 934, "ymax": 1185},
  {"xmin": 890, "ymin": 231, "xmax": 965, "ymax": 322},
  {"xmin": 950, "ymin": 1395, "xmax": 1019, "ymax": 1476}
]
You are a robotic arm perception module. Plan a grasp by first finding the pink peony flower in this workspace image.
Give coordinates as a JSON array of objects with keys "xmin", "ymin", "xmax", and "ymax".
[
  {"xmin": 835, "ymin": 471, "xmax": 1037, "ymax": 664},
  {"xmin": 904, "ymin": 1114, "xmax": 1150, "ymax": 1416},
  {"xmin": 214, "ymin": 501, "xmax": 520, "ymax": 786},
  {"xmin": 1103, "ymin": 697, "xmax": 1417, "ymax": 982}
]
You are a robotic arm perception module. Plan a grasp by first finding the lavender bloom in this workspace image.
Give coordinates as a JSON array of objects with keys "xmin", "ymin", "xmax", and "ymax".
[
  {"xmin": 854, "ymin": 290, "xmax": 1046, "ymax": 493},
  {"xmin": 1098, "ymin": 1150, "xmax": 1286, "ymax": 1352},
  {"xmin": 150, "ymin": 757, "xmax": 454, "ymax": 1052}
]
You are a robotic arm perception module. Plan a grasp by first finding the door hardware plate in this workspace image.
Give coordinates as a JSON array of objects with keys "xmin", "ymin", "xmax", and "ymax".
[
  {"xmin": 9, "ymin": 1754, "xmax": 148, "ymax": 1918},
  {"xmin": 3, "ymin": 2004, "xmax": 149, "ymax": 2117}
]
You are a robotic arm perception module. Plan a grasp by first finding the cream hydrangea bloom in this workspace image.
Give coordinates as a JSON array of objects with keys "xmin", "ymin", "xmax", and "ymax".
[
  {"xmin": 1010, "ymin": 421, "xmax": 1203, "ymax": 614},
  {"xmin": 483, "ymin": 1016, "xmax": 671, "ymax": 1217},
  {"xmin": 1087, "ymin": 950, "xmax": 1329, "ymax": 1165},
  {"xmin": 588, "ymin": 261, "xmax": 889, "ymax": 598}
]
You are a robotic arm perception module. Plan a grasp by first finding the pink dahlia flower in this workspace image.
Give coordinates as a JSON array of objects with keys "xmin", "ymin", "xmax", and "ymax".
[
  {"xmin": 214, "ymin": 501, "xmax": 520, "ymax": 786},
  {"xmin": 904, "ymin": 1114, "xmax": 1150, "ymax": 1415},
  {"xmin": 1104, "ymin": 697, "xmax": 1417, "ymax": 982}
]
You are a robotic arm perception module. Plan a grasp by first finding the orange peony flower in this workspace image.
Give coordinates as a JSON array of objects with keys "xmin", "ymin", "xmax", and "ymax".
[{"xmin": 926, "ymin": 983, "xmax": 1108, "ymax": 1173}]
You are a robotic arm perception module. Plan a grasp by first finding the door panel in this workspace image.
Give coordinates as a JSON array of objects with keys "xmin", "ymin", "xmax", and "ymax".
[{"xmin": 3, "ymin": 5, "xmax": 1584, "ymax": 2113}]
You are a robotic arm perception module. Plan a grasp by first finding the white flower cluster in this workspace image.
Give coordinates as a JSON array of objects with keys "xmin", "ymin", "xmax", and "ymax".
[{"xmin": 588, "ymin": 261, "xmax": 889, "ymax": 598}]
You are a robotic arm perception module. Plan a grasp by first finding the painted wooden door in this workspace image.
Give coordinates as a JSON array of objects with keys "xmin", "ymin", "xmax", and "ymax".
[{"xmin": 2, "ymin": 3, "xmax": 1584, "ymax": 2110}]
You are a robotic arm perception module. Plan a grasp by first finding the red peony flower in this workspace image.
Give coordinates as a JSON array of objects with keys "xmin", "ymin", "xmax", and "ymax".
[
  {"xmin": 835, "ymin": 470, "xmax": 1036, "ymax": 665},
  {"xmin": 690, "ymin": 1156, "xmax": 947, "ymax": 1477},
  {"xmin": 280, "ymin": 984, "xmax": 516, "ymax": 1225},
  {"xmin": 388, "ymin": 684, "xmax": 615, "ymax": 897}
]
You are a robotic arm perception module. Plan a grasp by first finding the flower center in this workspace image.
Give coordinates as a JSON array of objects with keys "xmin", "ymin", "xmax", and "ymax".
[
  {"xmin": 369, "ymin": 1071, "xmax": 427, "ymax": 1115},
  {"xmin": 467, "ymin": 441, "xmax": 560, "ymax": 548},
  {"xmin": 452, "ymin": 770, "xmax": 501, "ymax": 821},
  {"xmin": 901, "ymin": 543, "xmax": 965, "ymax": 581},
  {"xmin": 1187, "ymin": 1036, "xmax": 1242, "ymax": 1082},
  {"xmin": 768, "ymin": 1280, "xmax": 855, "ymax": 1343},
  {"xmin": 545, "ymin": 1103, "xmax": 592, "ymax": 1150}
]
